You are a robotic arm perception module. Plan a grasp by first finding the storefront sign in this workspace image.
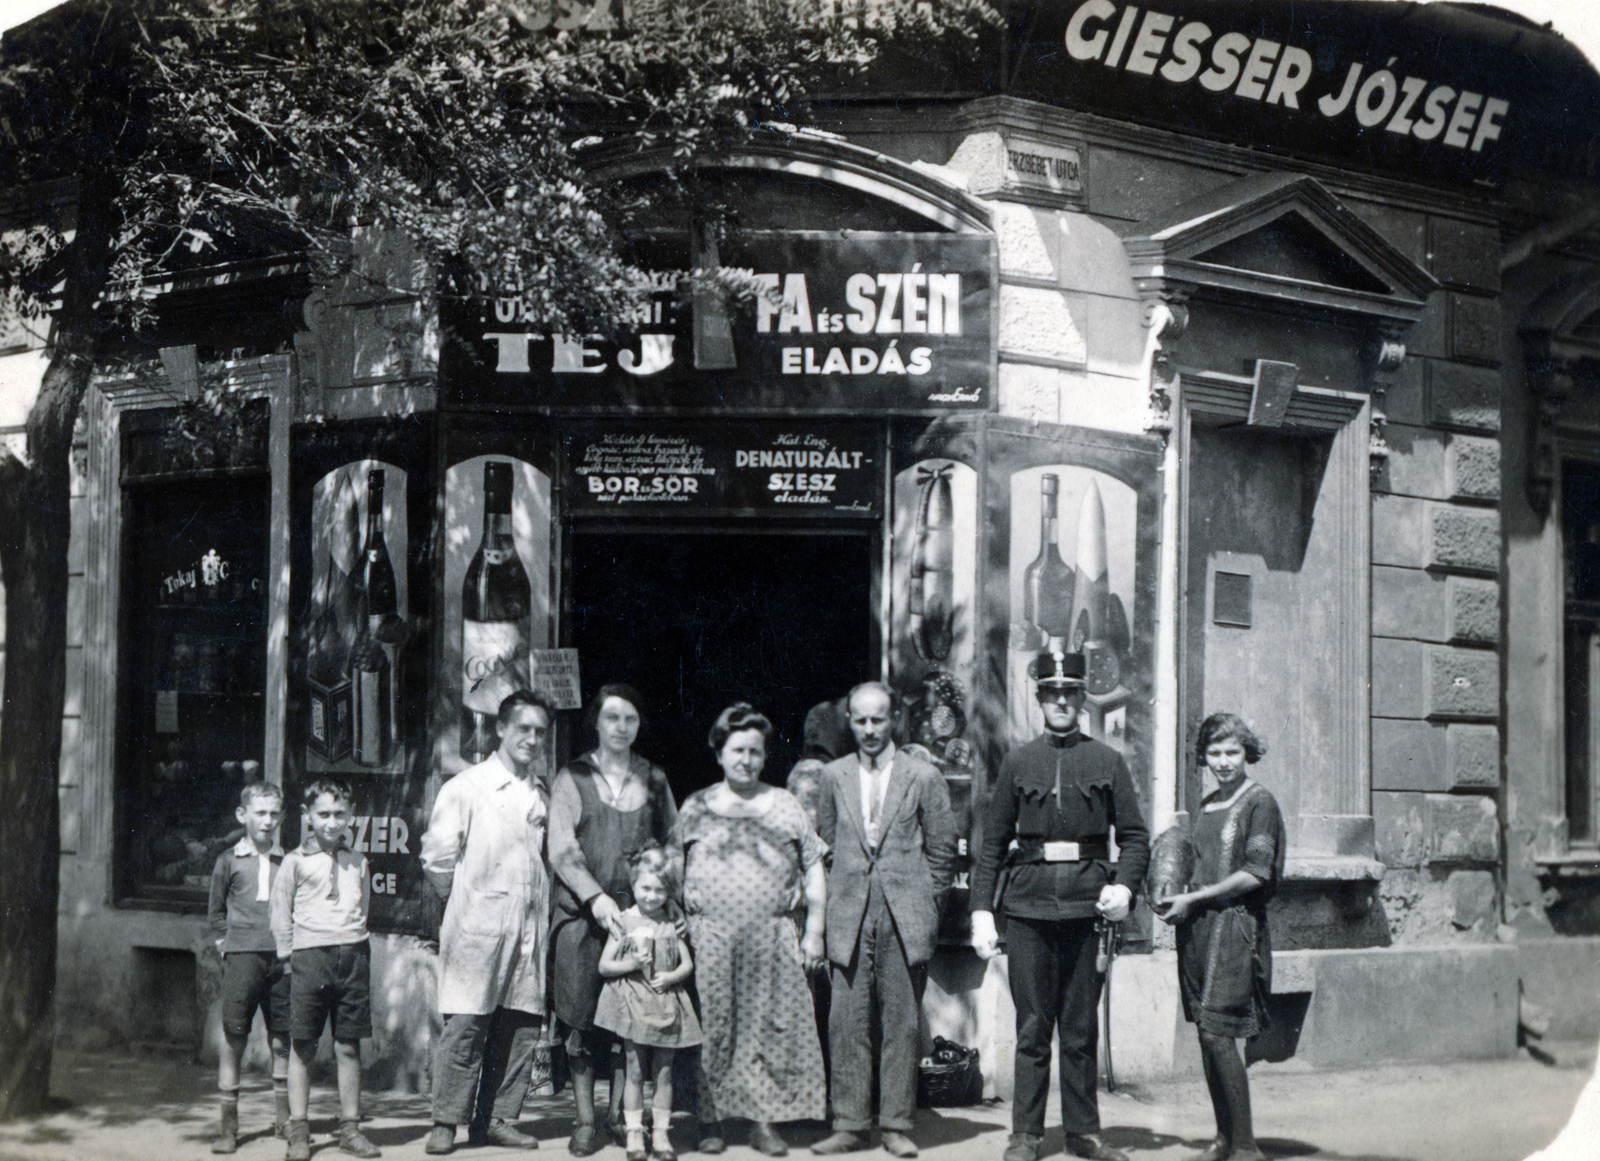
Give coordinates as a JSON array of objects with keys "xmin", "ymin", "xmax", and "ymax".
[
  {"xmin": 566, "ymin": 422, "xmax": 880, "ymax": 518},
  {"xmin": 451, "ymin": 233, "xmax": 994, "ymax": 413},
  {"xmin": 1000, "ymin": 0, "xmax": 1577, "ymax": 183}
]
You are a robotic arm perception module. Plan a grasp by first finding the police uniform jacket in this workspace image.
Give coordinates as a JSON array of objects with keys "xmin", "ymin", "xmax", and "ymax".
[{"xmin": 972, "ymin": 729, "xmax": 1150, "ymax": 921}]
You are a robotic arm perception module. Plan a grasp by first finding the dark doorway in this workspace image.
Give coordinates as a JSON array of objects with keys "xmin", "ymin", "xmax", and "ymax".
[{"xmin": 568, "ymin": 529, "xmax": 875, "ymax": 801}]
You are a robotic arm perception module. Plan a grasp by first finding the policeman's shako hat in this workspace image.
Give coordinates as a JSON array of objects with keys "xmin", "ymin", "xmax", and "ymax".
[{"xmin": 1029, "ymin": 649, "xmax": 1087, "ymax": 687}]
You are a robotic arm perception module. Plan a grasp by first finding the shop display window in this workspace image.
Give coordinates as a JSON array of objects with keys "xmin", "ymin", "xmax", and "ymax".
[{"xmin": 115, "ymin": 406, "xmax": 270, "ymax": 907}]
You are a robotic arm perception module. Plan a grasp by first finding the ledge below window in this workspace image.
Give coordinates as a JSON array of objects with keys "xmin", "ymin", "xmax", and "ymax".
[
  {"xmin": 1536, "ymin": 851, "xmax": 1600, "ymax": 873},
  {"xmin": 1282, "ymin": 856, "xmax": 1386, "ymax": 882}
]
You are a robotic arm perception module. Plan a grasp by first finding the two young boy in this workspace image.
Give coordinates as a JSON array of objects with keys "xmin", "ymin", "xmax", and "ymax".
[{"xmin": 212, "ymin": 778, "xmax": 378, "ymax": 1159}]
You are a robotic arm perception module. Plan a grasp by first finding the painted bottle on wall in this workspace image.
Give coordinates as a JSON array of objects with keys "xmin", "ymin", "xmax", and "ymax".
[
  {"xmin": 351, "ymin": 469, "xmax": 396, "ymax": 767},
  {"xmin": 460, "ymin": 461, "xmax": 532, "ymax": 764},
  {"xmin": 1022, "ymin": 473, "xmax": 1074, "ymax": 649}
]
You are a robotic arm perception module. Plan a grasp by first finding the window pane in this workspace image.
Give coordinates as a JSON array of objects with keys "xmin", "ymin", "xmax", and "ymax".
[{"xmin": 117, "ymin": 476, "xmax": 269, "ymax": 905}]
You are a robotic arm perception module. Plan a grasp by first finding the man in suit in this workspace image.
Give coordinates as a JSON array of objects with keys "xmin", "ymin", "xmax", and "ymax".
[{"xmin": 811, "ymin": 682, "xmax": 958, "ymax": 1158}]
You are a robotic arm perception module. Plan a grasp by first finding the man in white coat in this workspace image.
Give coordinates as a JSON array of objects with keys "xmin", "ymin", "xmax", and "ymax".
[{"xmin": 421, "ymin": 690, "xmax": 554, "ymax": 1155}]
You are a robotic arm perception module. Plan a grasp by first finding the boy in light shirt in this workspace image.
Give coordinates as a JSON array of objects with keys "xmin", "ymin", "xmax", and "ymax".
[
  {"xmin": 269, "ymin": 779, "xmax": 378, "ymax": 1160},
  {"xmin": 207, "ymin": 780, "xmax": 291, "ymax": 1153}
]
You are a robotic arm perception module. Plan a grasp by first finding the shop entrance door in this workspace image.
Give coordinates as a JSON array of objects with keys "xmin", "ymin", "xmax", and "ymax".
[{"xmin": 568, "ymin": 528, "xmax": 875, "ymax": 801}]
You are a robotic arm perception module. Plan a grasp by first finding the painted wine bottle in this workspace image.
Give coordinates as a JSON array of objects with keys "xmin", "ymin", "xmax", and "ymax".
[{"xmin": 461, "ymin": 462, "xmax": 531, "ymax": 764}]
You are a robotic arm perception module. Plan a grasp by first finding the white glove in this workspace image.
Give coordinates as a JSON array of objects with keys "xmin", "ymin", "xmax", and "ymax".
[
  {"xmin": 970, "ymin": 910, "xmax": 1001, "ymax": 960},
  {"xmin": 1095, "ymin": 883, "xmax": 1132, "ymax": 922}
]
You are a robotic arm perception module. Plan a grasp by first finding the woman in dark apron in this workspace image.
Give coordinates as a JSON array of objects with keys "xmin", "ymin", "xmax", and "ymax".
[{"xmin": 548, "ymin": 684, "xmax": 680, "ymax": 1155}]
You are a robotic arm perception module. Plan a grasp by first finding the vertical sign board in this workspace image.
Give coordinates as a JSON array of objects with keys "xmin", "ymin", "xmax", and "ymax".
[
  {"xmin": 288, "ymin": 418, "xmax": 434, "ymax": 935},
  {"xmin": 445, "ymin": 232, "xmax": 995, "ymax": 413}
]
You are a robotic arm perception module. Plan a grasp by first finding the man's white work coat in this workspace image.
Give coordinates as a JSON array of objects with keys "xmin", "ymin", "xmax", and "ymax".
[{"xmin": 420, "ymin": 751, "xmax": 550, "ymax": 1016}]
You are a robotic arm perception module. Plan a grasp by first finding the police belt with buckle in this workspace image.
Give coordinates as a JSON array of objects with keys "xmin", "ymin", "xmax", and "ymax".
[{"xmin": 1009, "ymin": 838, "xmax": 1111, "ymax": 864}]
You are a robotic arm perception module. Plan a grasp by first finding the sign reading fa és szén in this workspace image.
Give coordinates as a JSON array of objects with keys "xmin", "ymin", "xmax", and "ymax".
[{"xmin": 470, "ymin": 234, "xmax": 993, "ymax": 412}]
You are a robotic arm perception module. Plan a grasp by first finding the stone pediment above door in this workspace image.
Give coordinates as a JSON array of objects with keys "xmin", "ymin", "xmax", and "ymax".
[{"xmin": 1123, "ymin": 172, "xmax": 1438, "ymax": 325}]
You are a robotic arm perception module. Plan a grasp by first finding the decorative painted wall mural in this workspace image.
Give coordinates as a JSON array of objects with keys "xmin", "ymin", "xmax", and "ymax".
[
  {"xmin": 304, "ymin": 461, "xmax": 412, "ymax": 775},
  {"xmin": 1007, "ymin": 466, "xmax": 1137, "ymax": 749},
  {"xmin": 440, "ymin": 456, "xmax": 552, "ymax": 777}
]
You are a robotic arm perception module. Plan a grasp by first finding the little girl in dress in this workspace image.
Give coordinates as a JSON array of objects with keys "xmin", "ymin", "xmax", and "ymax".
[{"xmin": 594, "ymin": 844, "xmax": 702, "ymax": 1161}]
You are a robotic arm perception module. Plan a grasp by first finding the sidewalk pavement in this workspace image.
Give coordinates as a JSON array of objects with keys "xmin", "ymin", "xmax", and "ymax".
[{"xmin": 0, "ymin": 1045, "xmax": 1593, "ymax": 1161}]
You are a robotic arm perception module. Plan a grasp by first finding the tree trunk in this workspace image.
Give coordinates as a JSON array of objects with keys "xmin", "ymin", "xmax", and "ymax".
[{"xmin": 0, "ymin": 176, "xmax": 112, "ymax": 1120}]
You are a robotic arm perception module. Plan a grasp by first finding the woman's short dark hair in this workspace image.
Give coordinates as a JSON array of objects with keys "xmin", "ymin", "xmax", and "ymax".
[
  {"xmin": 1195, "ymin": 712, "xmax": 1266, "ymax": 765},
  {"xmin": 708, "ymin": 702, "xmax": 775, "ymax": 753},
  {"xmin": 584, "ymin": 683, "xmax": 647, "ymax": 742}
]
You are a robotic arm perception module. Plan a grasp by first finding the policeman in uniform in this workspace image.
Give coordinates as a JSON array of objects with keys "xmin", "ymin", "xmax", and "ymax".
[{"xmin": 970, "ymin": 651, "xmax": 1150, "ymax": 1161}]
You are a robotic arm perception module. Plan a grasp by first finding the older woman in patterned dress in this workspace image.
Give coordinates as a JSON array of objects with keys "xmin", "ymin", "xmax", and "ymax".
[{"xmin": 675, "ymin": 703, "xmax": 827, "ymax": 1158}]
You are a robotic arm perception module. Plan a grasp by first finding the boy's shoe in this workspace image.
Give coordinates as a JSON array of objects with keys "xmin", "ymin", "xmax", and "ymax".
[
  {"xmin": 484, "ymin": 1120, "xmax": 540, "ymax": 1149},
  {"xmin": 211, "ymin": 1103, "xmax": 239, "ymax": 1154},
  {"xmin": 285, "ymin": 1119, "xmax": 312, "ymax": 1161},
  {"xmin": 274, "ymin": 1119, "xmax": 291, "ymax": 1141},
  {"xmin": 338, "ymin": 1119, "xmax": 382, "ymax": 1158},
  {"xmin": 424, "ymin": 1123, "xmax": 456, "ymax": 1155}
]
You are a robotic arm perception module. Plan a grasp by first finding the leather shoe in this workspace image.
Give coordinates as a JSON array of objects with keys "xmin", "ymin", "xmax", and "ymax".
[
  {"xmin": 879, "ymin": 1131, "xmax": 917, "ymax": 1158},
  {"xmin": 750, "ymin": 1122, "xmax": 789, "ymax": 1157},
  {"xmin": 1182, "ymin": 1137, "xmax": 1226, "ymax": 1161},
  {"xmin": 697, "ymin": 1122, "xmax": 726, "ymax": 1155},
  {"xmin": 810, "ymin": 1131, "xmax": 866, "ymax": 1155},
  {"xmin": 424, "ymin": 1124, "xmax": 456, "ymax": 1156},
  {"xmin": 1002, "ymin": 1134, "xmax": 1041, "ymax": 1161},
  {"xmin": 568, "ymin": 1123, "xmax": 600, "ymax": 1157},
  {"xmin": 485, "ymin": 1120, "xmax": 540, "ymax": 1149},
  {"xmin": 1064, "ymin": 1135, "xmax": 1127, "ymax": 1161}
]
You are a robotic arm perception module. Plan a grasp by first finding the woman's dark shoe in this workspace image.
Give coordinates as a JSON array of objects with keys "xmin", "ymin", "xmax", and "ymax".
[
  {"xmin": 696, "ymin": 1122, "xmax": 726, "ymax": 1155},
  {"xmin": 1183, "ymin": 1137, "xmax": 1227, "ymax": 1161},
  {"xmin": 750, "ymin": 1122, "xmax": 789, "ymax": 1157},
  {"xmin": 568, "ymin": 1123, "xmax": 601, "ymax": 1157}
]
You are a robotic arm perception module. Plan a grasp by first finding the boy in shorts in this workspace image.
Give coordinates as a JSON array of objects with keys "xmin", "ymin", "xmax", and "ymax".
[
  {"xmin": 208, "ymin": 779, "xmax": 292, "ymax": 1153},
  {"xmin": 270, "ymin": 779, "xmax": 380, "ymax": 1160}
]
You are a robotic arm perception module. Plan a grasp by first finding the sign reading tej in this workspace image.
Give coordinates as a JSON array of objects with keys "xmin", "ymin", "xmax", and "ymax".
[
  {"xmin": 568, "ymin": 422, "xmax": 879, "ymax": 517},
  {"xmin": 461, "ymin": 233, "xmax": 994, "ymax": 413}
]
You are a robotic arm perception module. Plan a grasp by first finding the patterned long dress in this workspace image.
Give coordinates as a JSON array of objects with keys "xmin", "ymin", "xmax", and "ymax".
[
  {"xmin": 676, "ymin": 786, "xmax": 827, "ymax": 1124},
  {"xmin": 1175, "ymin": 779, "xmax": 1287, "ymax": 1039}
]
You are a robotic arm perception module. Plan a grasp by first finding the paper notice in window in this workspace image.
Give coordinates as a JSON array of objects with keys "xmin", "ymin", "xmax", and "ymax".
[
  {"xmin": 532, "ymin": 649, "xmax": 582, "ymax": 710},
  {"xmin": 156, "ymin": 690, "xmax": 179, "ymax": 734}
]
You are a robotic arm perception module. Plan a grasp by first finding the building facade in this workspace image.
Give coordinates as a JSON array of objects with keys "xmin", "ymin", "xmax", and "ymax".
[{"xmin": 9, "ymin": 0, "xmax": 1600, "ymax": 1090}]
